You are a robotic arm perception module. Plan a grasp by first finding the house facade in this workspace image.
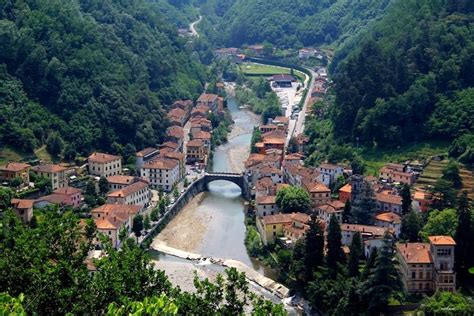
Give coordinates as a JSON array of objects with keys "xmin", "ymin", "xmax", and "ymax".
[
  {"xmin": 88, "ymin": 152, "xmax": 122, "ymax": 178},
  {"xmin": 141, "ymin": 158, "xmax": 180, "ymax": 191},
  {"xmin": 32, "ymin": 164, "xmax": 68, "ymax": 190},
  {"xmin": 0, "ymin": 162, "xmax": 31, "ymax": 185},
  {"xmin": 106, "ymin": 179, "xmax": 151, "ymax": 210}
]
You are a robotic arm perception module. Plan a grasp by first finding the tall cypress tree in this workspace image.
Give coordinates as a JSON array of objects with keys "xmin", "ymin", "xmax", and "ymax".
[
  {"xmin": 352, "ymin": 184, "xmax": 377, "ymax": 224},
  {"xmin": 326, "ymin": 215, "xmax": 345, "ymax": 276},
  {"xmin": 454, "ymin": 191, "xmax": 473, "ymax": 284},
  {"xmin": 304, "ymin": 215, "xmax": 325, "ymax": 281},
  {"xmin": 363, "ymin": 233, "xmax": 403, "ymax": 314},
  {"xmin": 343, "ymin": 200, "xmax": 351, "ymax": 223},
  {"xmin": 348, "ymin": 232, "xmax": 363, "ymax": 277},
  {"xmin": 400, "ymin": 210, "xmax": 423, "ymax": 242},
  {"xmin": 400, "ymin": 183, "xmax": 412, "ymax": 215}
]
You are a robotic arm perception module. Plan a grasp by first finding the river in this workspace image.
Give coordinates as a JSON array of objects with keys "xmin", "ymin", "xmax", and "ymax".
[{"xmin": 151, "ymin": 90, "xmax": 281, "ymax": 272}]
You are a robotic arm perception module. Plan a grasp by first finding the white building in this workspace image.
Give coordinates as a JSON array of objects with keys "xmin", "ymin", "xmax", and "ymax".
[
  {"xmin": 317, "ymin": 200, "xmax": 345, "ymax": 224},
  {"xmin": 140, "ymin": 158, "xmax": 180, "ymax": 192},
  {"xmin": 317, "ymin": 163, "xmax": 344, "ymax": 185},
  {"xmin": 374, "ymin": 212, "xmax": 402, "ymax": 237},
  {"xmin": 88, "ymin": 152, "xmax": 122, "ymax": 178},
  {"xmin": 106, "ymin": 180, "xmax": 151, "ymax": 210}
]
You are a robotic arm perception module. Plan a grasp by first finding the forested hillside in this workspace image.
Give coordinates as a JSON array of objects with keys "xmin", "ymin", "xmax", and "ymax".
[
  {"xmin": 0, "ymin": 0, "xmax": 205, "ymax": 157},
  {"xmin": 201, "ymin": 0, "xmax": 391, "ymax": 48},
  {"xmin": 330, "ymin": 0, "xmax": 474, "ymax": 161}
]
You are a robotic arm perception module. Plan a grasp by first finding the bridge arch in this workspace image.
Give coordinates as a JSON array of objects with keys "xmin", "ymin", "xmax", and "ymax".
[{"xmin": 202, "ymin": 172, "xmax": 249, "ymax": 199}]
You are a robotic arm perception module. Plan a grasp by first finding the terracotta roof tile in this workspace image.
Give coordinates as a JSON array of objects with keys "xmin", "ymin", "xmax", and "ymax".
[
  {"xmin": 88, "ymin": 152, "xmax": 121, "ymax": 163},
  {"xmin": 428, "ymin": 235, "xmax": 456, "ymax": 246},
  {"xmin": 397, "ymin": 243, "xmax": 433, "ymax": 264},
  {"xmin": 32, "ymin": 164, "xmax": 67, "ymax": 173},
  {"xmin": 0, "ymin": 162, "xmax": 31, "ymax": 172}
]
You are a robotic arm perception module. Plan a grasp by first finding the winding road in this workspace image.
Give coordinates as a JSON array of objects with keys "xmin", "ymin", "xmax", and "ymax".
[{"xmin": 189, "ymin": 15, "xmax": 202, "ymax": 37}]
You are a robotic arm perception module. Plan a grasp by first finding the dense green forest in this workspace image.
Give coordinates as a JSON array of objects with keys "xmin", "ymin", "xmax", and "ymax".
[
  {"xmin": 330, "ymin": 0, "xmax": 474, "ymax": 158},
  {"xmin": 198, "ymin": 0, "xmax": 391, "ymax": 48},
  {"xmin": 0, "ymin": 0, "xmax": 205, "ymax": 157}
]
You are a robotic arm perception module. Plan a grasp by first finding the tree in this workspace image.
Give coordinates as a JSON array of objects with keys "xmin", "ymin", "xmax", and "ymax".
[
  {"xmin": 287, "ymin": 137, "xmax": 299, "ymax": 154},
  {"xmin": 421, "ymin": 208, "xmax": 458, "ymax": 240},
  {"xmin": 276, "ymin": 186, "xmax": 311, "ymax": 213},
  {"xmin": 362, "ymin": 233, "xmax": 403, "ymax": 314},
  {"xmin": 98, "ymin": 177, "xmax": 109, "ymax": 195},
  {"xmin": 431, "ymin": 178, "xmax": 457, "ymax": 210},
  {"xmin": 442, "ymin": 161, "xmax": 463, "ymax": 189},
  {"xmin": 421, "ymin": 291, "xmax": 474, "ymax": 315},
  {"xmin": 63, "ymin": 144, "xmax": 76, "ymax": 162},
  {"xmin": 118, "ymin": 226, "xmax": 128, "ymax": 244},
  {"xmin": 348, "ymin": 232, "xmax": 363, "ymax": 277},
  {"xmin": 304, "ymin": 215, "xmax": 325, "ymax": 281},
  {"xmin": 46, "ymin": 132, "xmax": 63, "ymax": 159},
  {"xmin": 10, "ymin": 177, "xmax": 22, "ymax": 188},
  {"xmin": 343, "ymin": 200, "xmax": 351, "ymax": 223},
  {"xmin": 173, "ymin": 186, "xmax": 179, "ymax": 199},
  {"xmin": 351, "ymin": 183, "xmax": 377, "ymax": 224},
  {"xmin": 361, "ymin": 247, "xmax": 378, "ymax": 280},
  {"xmin": 400, "ymin": 183, "xmax": 412, "ymax": 215},
  {"xmin": 150, "ymin": 208, "xmax": 159, "ymax": 221},
  {"xmin": 0, "ymin": 293, "xmax": 27, "ymax": 315},
  {"xmin": 350, "ymin": 157, "xmax": 366, "ymax": 175},
  {"xmin": 144, "ymin": 214, "xmax": 151, "ymax": 230},
  {"xmin": 454, "ymin": 191, "xmax": 473, "ymax": 284},
  {"xmin": 0, "ymin": 187, "xmax": 14, "ymax": 210},
  {"xmin": 132, "ymin": 214, "xmax": 144, "ymax": 237},
  {"xmin": 400, "ymin": 210, "xmax": 423, "ymax": 242},
  {"xmin": 86, "ymin": 180, "xmax": 97, "ymax": 197},
  {"xmin": 250, "ymin": 127, "xmax": 262, "ymax": 153},
  {"xmin": 29, "ymin": 215, "xmax": 38, "ymax": 229},
  {"xmin": 326, "ymin": 215, "xmax": 345, "ymax": 276},
  {"xmin": 183, "ymin": 178, "xmax": 190, "ymax": 187}
]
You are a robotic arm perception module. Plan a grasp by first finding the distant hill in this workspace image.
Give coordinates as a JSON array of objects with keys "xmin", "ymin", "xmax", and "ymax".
[
  {"xmin": 200, "ymin": 0, "xmax": 391, "ymax": 48},
  {"xmin": 330, "ymin": 0, "xmax": 474, "ymax": 160},
  {"xmin": 0, "ymin": 0, "xmax": 205, "ymax": 157}
]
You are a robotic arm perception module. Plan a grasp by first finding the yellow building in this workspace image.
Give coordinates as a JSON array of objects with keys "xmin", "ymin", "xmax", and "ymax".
[
  {"xmin": 0, "ymin": 162, "xmax": 31, "ymax": 185},
  {"xmin": 32, "ymin": 164, "xmax": 68, "ymax": 191}
]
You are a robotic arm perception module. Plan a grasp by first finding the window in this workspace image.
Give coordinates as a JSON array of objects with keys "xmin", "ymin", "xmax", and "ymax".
[
  {"xmin": 412, "ymin": 271, "xmax": 416, "ymax": 279},
  {"xmin": 437, "ymin": 248, "xmax": 451, "ymax": 256}
]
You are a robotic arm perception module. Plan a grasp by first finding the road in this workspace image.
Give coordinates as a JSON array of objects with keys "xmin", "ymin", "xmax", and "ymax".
[
  {"xmin": 189, "ymin": 15, "xmax": 202, "ymax": 37},
  {"xmin": 294, "ymin": 68, "xmax": 317, "ymax": 136}
]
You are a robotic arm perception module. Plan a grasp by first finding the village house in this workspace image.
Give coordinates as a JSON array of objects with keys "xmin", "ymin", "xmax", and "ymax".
[
  {"xmin": 160, "ymin": 141, "xmax": 181, "ymax": 153},
  {"xmin": 11, "ymin": 199, "xmax": 34, "ymax": 223},
  {"xmin": 141, "ymin": 158, "xmax": 180, "ymax": 192},
  {"xmin": 0, "ymin": 162, "xmax": 31, "ymax": 185},
  {"xmin": 396, "ymin": 236, "xmax": 456, "ymax": 294},
  {"xmin": 317, "ymin": 200, "xmax": 345, "ymax": 224},
  {"xmin": 168, "ymin": 107, "xmax": 188, "ymax": 126},
  {"xmin": 32, "ymin": 164, "xmax": 68, "ymax": 190},
  {"xmin": 107, "ymin": 175, "xmax": 137, "ymax": 191},
  {"xmin": 340, "ymin": 224, "xmax": 390, "ymax": 247},
  {"xmin": 135, "ymin": 147, "xmax": 160, "ymax": 173},
  {"xmin": 106, "ymin": 179, "xmax": 151, "ymax": 209},
  {"xmin": 413, "ymin": 189, "xmax": 432, "ymax": 212},
  {"xmin": 272, "ymin": 116, "xmax": 290, "ymax": 129},
  {"xmin": 298, "ymin": 48, "xmax": 316, "ymax": 59},
  {"xmin": 257, "ymin": 212, "xmax": 311, "ymax": 245},
  {"xmin": 255, "ymin": 195, "xmax": 279, "ymax": 217},
  {"xmin": 282, "ymin": 213, "xmax": 314, "ymax": 246},
  {"xmin": 191, "ymin": 104, "xmax": 209, "ymax": 119},
  {"xmin": 304, "ymin": 180, "xmax": 331, "ymax": 208},
  {"xmin": 186, "ymin": 139, "xmax": 207, "ymax": 164},
  {"xmin": 339, "ymin": 183, "xmax": 351, "ymax": 203},
  {"xmin": 255, "ymin": 130, "xmax": 286, "ymax": 154},
  {"xmin": 190, "ymin": 117, "xmax": 212, "ymax": 133},
  {"xmin": 92, "ymin": 204, "xmax": 140, "ymax": 248},
  {"xmin": 270, "ymin": 74, "xmax": 296, "ymax": 88},
  {"xmin": 172, "ymin": 99, "xmax": 193, "ymax": 114},
  {"xmin": 247, "ymin": 44, "xmax": 265, "ymax": 56},
  {"xmin": 88, "ymin": 152, "xmax": 122, "ymax": 178},
  {"xmin": 159, "ymin": 150, "xmax": 186, "ymax": 180},
  {"xmin": 214, "ymin": 47, "xmax": 240, "ymax": 59},
  {"xmin": 293, "ymin": 133, "xmax": 309, "ymax": 154},
  {"xmin": 317, "ymin": 163, "xmax": 344, "ymax": 185},
  {"xmin": 374, "ymin": 212, "xmax": 401, "ymax": 237},
  {"xmin": 197, "ymin": 93, "xmax": 219, "ymax": 112},
  {"xmin": 376, "ymin": 192, "xmax": 403, "ymax": 213},
  {"xmin": 166, "ymin": 126, "xmax": 184, "ymax": 149},
  {"xmin": 191, "ymin": 130, "xmax": 212, "ymax": 147},
  {"xmin": 379, "ymin": 163, "xmax": 416, "ymax": 185},
  {"xmin": 259, "ymin": 124, "xmax": 279, "ymax": 134},
  {"xmin": 35, "ymin": 187, "xmax": 82, "ymax": 209},
  {"xmin": 284, "ymin": 162, "xmax": 330, "ymax": 187},
  {"xmin": 256, "ymin": 165, "xmax": 283, "ymax": 184}
]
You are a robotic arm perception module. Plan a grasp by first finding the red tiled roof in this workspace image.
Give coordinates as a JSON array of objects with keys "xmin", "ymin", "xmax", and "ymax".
[
  {"xmin": 339, "ymin": 183, "xmax": 351, "ymax": 193},
  {"xmin": 136, "ymin": 147, "xmax": 158, "ymax": 158},
  {"xmin": 376, "ymin": 193, "xmax": 402, "ymax": 205},
  {"xmin": 397, "ymin": 243, "xmax": 432, "ymax": 264},
  {"xmin": 107, "ymin": 180, "xmax": 149, "ymax": 198},
  {"xmin": 341, "ymin": 224, "xmax": 389, "ymax": 237},
  {"xmin": 256, "ymin": 195, "xmax": 277, "ymax": 205},
  {"xmin": 88, "ymin": 152, "xmax": 121, "ymax": 163},
  {"xmin": 143, "ymin": 158, "xmax": 178, "ymax": 171},
  {"xmin": 32, "ymin": 164, "xmax": 67, "ymax": 173},
  {"xmin": 187, "ymin": 139, "xmax": 205, "ymax": 147},
  {"xmin": 192, "ymin": 130, "xmax": 211, "ymax": 140},
  {"xmin": 375, "ymin": 212, "xmax": 401, "ymax": 224},
  {"xmin": 0, "ymin": 162, "xmax": 30, "ymax": 172},
  {"xmin": 54, "ymin": 187, "xmax": 81, "ymax": 195},
  {"xmin": 428, "ymin": 235, "xmax": 456, "ymax": 246},
  {"xmin": 197, "ymin": 93, "xmax": 218, "ymax": 103},
  {"xmin": 166, "ymin": 126, "xmax": 184, "ymax": 139},
  {"xmin": 106, "ymin": 175, "xmax": 136, "ymax": 185},
  {"xmin": 11, "ymin": 198, "xmax": 34, "ymax": 209}
]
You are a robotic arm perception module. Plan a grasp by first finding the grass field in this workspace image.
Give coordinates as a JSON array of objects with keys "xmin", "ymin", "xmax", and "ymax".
[
  {"xmin": 360, "ymin": 140, "xmax": 450, "ymax": 176},
  {"xmin": 239, "ymin": 62, "xmax": 306, "ymax": 83},
  {"xmin": 0, "ymin": 145, "xmax": 52, "ymax": 165}
]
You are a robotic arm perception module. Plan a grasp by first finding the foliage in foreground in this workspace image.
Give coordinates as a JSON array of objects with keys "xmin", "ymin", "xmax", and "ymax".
[{"xmin": 0, "ymin": 210, "xmax": 285, "ymax": 315}]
